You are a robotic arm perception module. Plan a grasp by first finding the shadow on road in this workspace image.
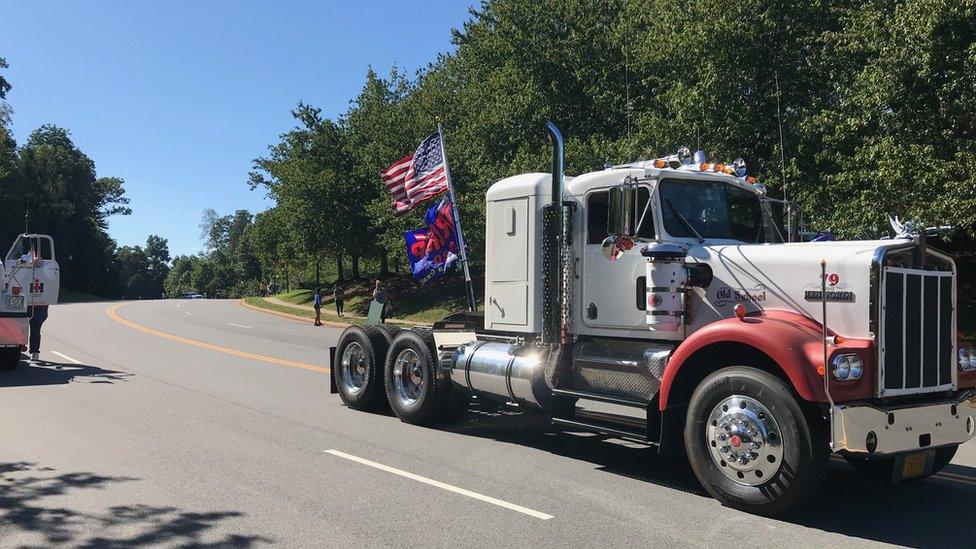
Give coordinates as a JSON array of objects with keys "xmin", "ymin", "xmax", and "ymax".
[
  {"xmin": 0, "ymin": 461, "xmax": 272, "ymax": 548},
  {"xmin": 0, "ymin": 359, "xmax": 132, "ymax": 388},
  {"xmin": 438, "ymin": 402, "xmax": 976, "ymax": 547}
]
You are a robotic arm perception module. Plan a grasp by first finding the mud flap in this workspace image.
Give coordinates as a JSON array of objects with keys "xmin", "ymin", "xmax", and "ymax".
[{"xmin": 329, "ymin": 346, "xmax": 337, "ymax": 394}]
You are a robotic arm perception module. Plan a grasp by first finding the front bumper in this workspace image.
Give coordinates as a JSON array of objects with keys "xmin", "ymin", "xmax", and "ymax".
[{"xmin": 830, "ymin": 391, "xmax": 976, "ymax": 455}]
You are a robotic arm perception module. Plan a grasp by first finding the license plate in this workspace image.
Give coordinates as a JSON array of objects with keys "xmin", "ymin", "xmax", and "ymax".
[{"xmin": 901, "ymin": 452, "xmax": 929, "ymax": 479}]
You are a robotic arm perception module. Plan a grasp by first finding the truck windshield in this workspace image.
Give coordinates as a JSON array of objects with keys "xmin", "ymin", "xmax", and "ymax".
[{"xmin": 660, "ymin": 179, "xmax": 765, "ymax": 243}]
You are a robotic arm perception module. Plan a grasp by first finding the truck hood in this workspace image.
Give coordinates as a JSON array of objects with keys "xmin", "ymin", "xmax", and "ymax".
[{"xmin": 685, "ymin": 239, "xmax": 915, "ymax": 339}]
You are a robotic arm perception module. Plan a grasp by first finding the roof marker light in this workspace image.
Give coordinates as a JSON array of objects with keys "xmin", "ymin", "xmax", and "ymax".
[
  {"xmin": 699, "ymin": 162, "xmax": 712, "ymax": 172},
  {"xmin": 713, "ymin": 163, "xmax": 726, "ymax": 173},
  {"xmin": 653, "ymin": 159, "xmax": 667, "ymax": 168}
]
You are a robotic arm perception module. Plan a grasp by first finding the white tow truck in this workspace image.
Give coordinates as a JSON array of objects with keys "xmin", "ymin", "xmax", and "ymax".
[
  {"xmin": 1, "ymin": 234, "xmax": 59, "ymax": 368},
  {"xmin": 330, "ymin": 123, "xmax": 976, "ymax": 515}
]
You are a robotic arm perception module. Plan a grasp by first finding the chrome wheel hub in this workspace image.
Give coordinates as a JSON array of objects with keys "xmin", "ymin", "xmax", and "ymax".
[
  {"xmin": 706, "ymin": 395, "xmax": 783, "ymax": 486},
  {"xmin": 340, "ymin": 342, "xmax": 367, "ymax": 395},
  {"xmin": 392, "ymin": 348, "xmax": 424, "ymax": 406}
]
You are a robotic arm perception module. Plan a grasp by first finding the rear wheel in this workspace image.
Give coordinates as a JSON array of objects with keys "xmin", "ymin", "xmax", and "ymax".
[
  {"xmin": 385, "ymin": 330, "xmax": 453, "ymax": 425},
  {"xmin": 845, "ymin": 445, "xmax": 957, "ymax": 481},
  {"xmin": 332, "ymin": 326, "xmax": 390, "ymax": 411},
  {"xmin": 684, "ymin": 366, "xmax": 827, "ymax": 516},
  {"xmin": 0, "ymin": 348, "xmax": 19, "ymax": 370}
]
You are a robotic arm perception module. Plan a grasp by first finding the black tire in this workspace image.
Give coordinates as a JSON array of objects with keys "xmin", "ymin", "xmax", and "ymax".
[
  {"xmin": 332, "ymin": 326, "xmax": 390, "ymax": 411},
  {"xmin": 384, "ymin": 329, "xmax": 451, "ymax": 425},
  {"xmin": 684, "ymin": 366, "xmax": 827, "ymax": 516},
  {"xmin": 373, "ymin": 324, "xmax": 402, "ymax": 345},
  {"xmin": 845, "ymin": 445, "xmax": 958, "ymax": 481},
  {"xmin": 0, "ymin": 349, "xmax": 19, "ymax": 370}
]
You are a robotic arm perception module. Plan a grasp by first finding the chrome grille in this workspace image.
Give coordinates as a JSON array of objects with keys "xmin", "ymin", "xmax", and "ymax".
[{"xmin": 879, "ymin": 267, "xmax": 955, "ymax": 396}]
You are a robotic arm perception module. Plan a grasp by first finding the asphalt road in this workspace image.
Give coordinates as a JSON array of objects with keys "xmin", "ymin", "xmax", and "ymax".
[{"xmin": 2, "ymin": 300, "xmax": 975, "ymax": 547}]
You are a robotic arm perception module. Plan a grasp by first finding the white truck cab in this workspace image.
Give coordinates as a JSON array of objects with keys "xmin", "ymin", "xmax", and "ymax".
[{"xmin": 331, "ymin": 123, "xmax": 976, "ymax": 516}]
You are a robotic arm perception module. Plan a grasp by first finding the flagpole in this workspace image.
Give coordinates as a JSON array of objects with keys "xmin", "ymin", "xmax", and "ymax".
[{"xmin": 437, "ymin": 122, "xmax": 477, "ymax": 312}]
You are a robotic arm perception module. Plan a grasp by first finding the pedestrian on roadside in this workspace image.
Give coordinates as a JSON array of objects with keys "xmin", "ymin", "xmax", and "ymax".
[
  {"xmin": 313, "ymin": 288, "xmax": 323, "ymax": 326},
  {"xmin": 28, "ymin": 304, "xmax": 48, "ymax": 362},
  {"xmin": 372, "ymin": 280, "xmax": 389, "ymax": 323},
  {"xmin": 333, "ymin": 283, "xmax": 345, "ymax": 318}
]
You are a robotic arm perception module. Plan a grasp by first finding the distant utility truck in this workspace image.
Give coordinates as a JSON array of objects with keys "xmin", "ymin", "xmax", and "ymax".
[
  {"xmin": 0, "ymin": 234, "xmax": 59, "ymax": 369},
  {"xmin": 330, "ymin": 123, "xmax": 976, "ymax": 515}
]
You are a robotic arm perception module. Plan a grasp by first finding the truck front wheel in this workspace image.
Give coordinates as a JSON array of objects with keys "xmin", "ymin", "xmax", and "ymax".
[{"xmin": 684, "ymin": 367, "xmax": 827, "ymax": 515}]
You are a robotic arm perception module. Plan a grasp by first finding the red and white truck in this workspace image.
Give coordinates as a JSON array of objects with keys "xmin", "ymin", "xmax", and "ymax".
[
  {"xmin": 330, "ymin": 123, "xmax": 976, "ymax": 515},
  {"xmin": 1, "ymin": 234, "xmax": 59, "ymax": 368}
]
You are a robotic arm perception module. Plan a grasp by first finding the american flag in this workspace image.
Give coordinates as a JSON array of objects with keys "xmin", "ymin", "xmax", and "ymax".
[{"xmin": 380, "ymin": 132, "xmax": 449, "ymax": 214}]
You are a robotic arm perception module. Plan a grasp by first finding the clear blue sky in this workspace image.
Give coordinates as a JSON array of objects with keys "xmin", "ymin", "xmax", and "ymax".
[{"xmin": 2, "ymin": 0, "xmax": 474, "ymax": 256}]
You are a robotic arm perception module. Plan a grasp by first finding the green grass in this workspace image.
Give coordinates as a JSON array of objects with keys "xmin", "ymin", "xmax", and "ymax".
[
  {"xmin": 243, "ymin": 296, "xmax": 365, "ymax": 325},
  {"xmin": 270, "ymin": 272, "xmax": 483, "ymax": 324}
]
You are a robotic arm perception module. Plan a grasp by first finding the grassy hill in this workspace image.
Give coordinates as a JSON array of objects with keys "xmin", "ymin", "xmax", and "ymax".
[{"xmin": 273, "ymin": 270, "xmax": 484, "ymax": 324}]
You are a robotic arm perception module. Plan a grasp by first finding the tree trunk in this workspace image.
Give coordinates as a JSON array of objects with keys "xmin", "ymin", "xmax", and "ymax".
[
  {"xmin": 379, "ymin": 249, "xmax": 389, "ymax": 275},
  {"xmin": 285, "ymin": 267, "xmax": 290, "ymax": 293},
  {"xmin": 336, "ymin": 252, "xmax": 345, "ymax": 282},
  {"xmin": 351, "ymin": 254, "xmax": 361, "ymax": 279}
]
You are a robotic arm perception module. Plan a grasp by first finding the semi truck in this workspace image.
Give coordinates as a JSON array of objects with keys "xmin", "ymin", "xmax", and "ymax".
[
  {"xmin": 330, "ymin": 122, "xmax": 976, "ymax": 515},
  {"xmin": 0, "ymin": 234, "xmax": 59, "ymax": 369}
]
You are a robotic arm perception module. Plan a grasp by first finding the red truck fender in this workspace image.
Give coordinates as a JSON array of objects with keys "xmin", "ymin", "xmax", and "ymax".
[{"xmin": 658, "ymin": 310, "xmax": 874, "ymax": 410}]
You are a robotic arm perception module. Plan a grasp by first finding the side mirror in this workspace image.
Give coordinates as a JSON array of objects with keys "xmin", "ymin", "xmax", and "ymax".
[{"xmin": 608, "ymin": 180, "xmax": 639, "ymax": 237}]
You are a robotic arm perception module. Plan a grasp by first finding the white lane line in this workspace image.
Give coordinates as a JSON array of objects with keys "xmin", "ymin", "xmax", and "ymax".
[
  {"xmin": 228, "ymin": 323, "xmax": 252, "ymax": 330},
  {"xmin": 51, "ymin": 351, "xmax": 82, "ymax": 364},
  {"xmin": 324, "ymin": 449, "xmax": 553, "ymax": 520},
  {"xmin": 185, "ymin": 311, "xmax": 192, "ymax": 316}
]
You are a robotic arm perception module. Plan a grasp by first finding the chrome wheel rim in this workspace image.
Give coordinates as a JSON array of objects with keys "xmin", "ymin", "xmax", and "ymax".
[
  {"xmin": 392, "ymin": 348, "xmax": 424, "ymax": 406},
  {"xmin": 706, "ymin": 395, "xmax": 783, "ymax": 486},
  {"xmin": 340, "ymin": 342, "xmax": 367, "ymax": 395}
]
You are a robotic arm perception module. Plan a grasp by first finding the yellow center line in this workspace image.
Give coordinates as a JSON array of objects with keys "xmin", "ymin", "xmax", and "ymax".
[{"xmin": 107, "ymin": 303, "xmax": 330, "ymax": 374}]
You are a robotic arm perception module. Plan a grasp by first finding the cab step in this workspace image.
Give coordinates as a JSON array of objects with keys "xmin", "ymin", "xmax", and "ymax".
[{"xmin": 551, "ymin": 388, "xmax": 649, "ymax": 409}]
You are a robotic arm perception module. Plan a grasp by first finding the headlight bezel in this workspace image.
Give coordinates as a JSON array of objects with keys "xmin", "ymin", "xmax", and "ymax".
[{"xmin": 831, "ymin": 353, "xmax": 863, "ymax": 381}]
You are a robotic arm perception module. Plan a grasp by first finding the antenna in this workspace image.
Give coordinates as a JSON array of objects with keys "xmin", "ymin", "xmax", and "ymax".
[
  {"xmin": 774, "ymin": 72, "xmax": 790, "ymax": 240},
  {"xmin": 624, "ymin": 46, "xmax": 631, "ymax": 144}
]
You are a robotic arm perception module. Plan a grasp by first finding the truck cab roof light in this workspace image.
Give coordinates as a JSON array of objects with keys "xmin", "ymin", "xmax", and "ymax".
[
  {"xmin": 653, "ymin": 159, "xmax": 667, "ymax": 169},
  {"xmin": 713, "ymin": 163, "xmax": 726, "ymax": 173}
]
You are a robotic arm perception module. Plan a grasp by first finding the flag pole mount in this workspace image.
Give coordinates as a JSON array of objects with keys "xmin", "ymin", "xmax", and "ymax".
[{"xmin": 437, "ymin": 122, "xmax": 477, "ymax": 312}]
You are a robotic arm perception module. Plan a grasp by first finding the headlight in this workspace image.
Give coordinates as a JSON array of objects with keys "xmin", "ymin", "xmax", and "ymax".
[
  {"xmin": 831, "ymin": 353, "xmax": 863, "ymax": 381},
  {"xmin": 7, "ymin": 295, "xmax": 24, "ymax": 309},
  {"xmin": 960, "ymin": 348, "xmax": 975, "ymax": 371}
]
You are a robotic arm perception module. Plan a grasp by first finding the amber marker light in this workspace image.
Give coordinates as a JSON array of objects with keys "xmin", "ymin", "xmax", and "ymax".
[
  {"xmin": 733, "ymin": 303, "xmax": 747, "ymax": 319},
  {"xmin": 653, "ymin": 159, "xmax": 667, "ymax": 168},
  {"xmin": 713, "ymin": 163, "xmax": 726, "ymax": 173},
  {"xmin": 11, "ymin": 286, "xmax": 21, "ymax": 295}
]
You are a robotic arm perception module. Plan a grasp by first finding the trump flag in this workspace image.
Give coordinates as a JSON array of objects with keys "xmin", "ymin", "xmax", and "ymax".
[{"xmin": 404, "ymin": 199, "xmax": 459, "ymax": 286}]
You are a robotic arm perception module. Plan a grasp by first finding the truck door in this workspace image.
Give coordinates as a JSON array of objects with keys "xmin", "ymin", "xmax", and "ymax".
[
  {"xmin": 581, "ymin": 187, "xmax": 654, "ymax": 333},
  {"xmin": 4, "ymin": 235, "xmax": 60, "ymax": 306}
]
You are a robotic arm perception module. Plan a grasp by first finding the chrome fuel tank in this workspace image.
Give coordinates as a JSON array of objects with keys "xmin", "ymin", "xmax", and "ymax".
[{"xmin": 450, "ymin": 341, "xmax": 551, "ymax": 409}]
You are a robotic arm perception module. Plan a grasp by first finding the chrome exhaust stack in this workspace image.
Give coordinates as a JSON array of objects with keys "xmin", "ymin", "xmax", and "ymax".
[{"xmin": 542, "ymin": 121, "xmax": 565, "ymax": 346}]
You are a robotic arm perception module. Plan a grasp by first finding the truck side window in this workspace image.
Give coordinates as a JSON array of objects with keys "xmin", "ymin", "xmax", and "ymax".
[{"xmin": 587, "ymin": 188, "xmax": 654, "ymax": 244}]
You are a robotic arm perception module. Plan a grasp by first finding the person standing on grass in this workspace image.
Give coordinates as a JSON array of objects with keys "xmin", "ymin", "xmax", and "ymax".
[
  {"xmin": 372, "ymin": 280, "xmax": 389, "ymax": 323},
  {"xmin": 333, "ymin": 283, "xmax": 345, "ymax": 318},
  {"xmin": 313, "ymin": 288, "xmax": 323, "ymax": 326}
]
